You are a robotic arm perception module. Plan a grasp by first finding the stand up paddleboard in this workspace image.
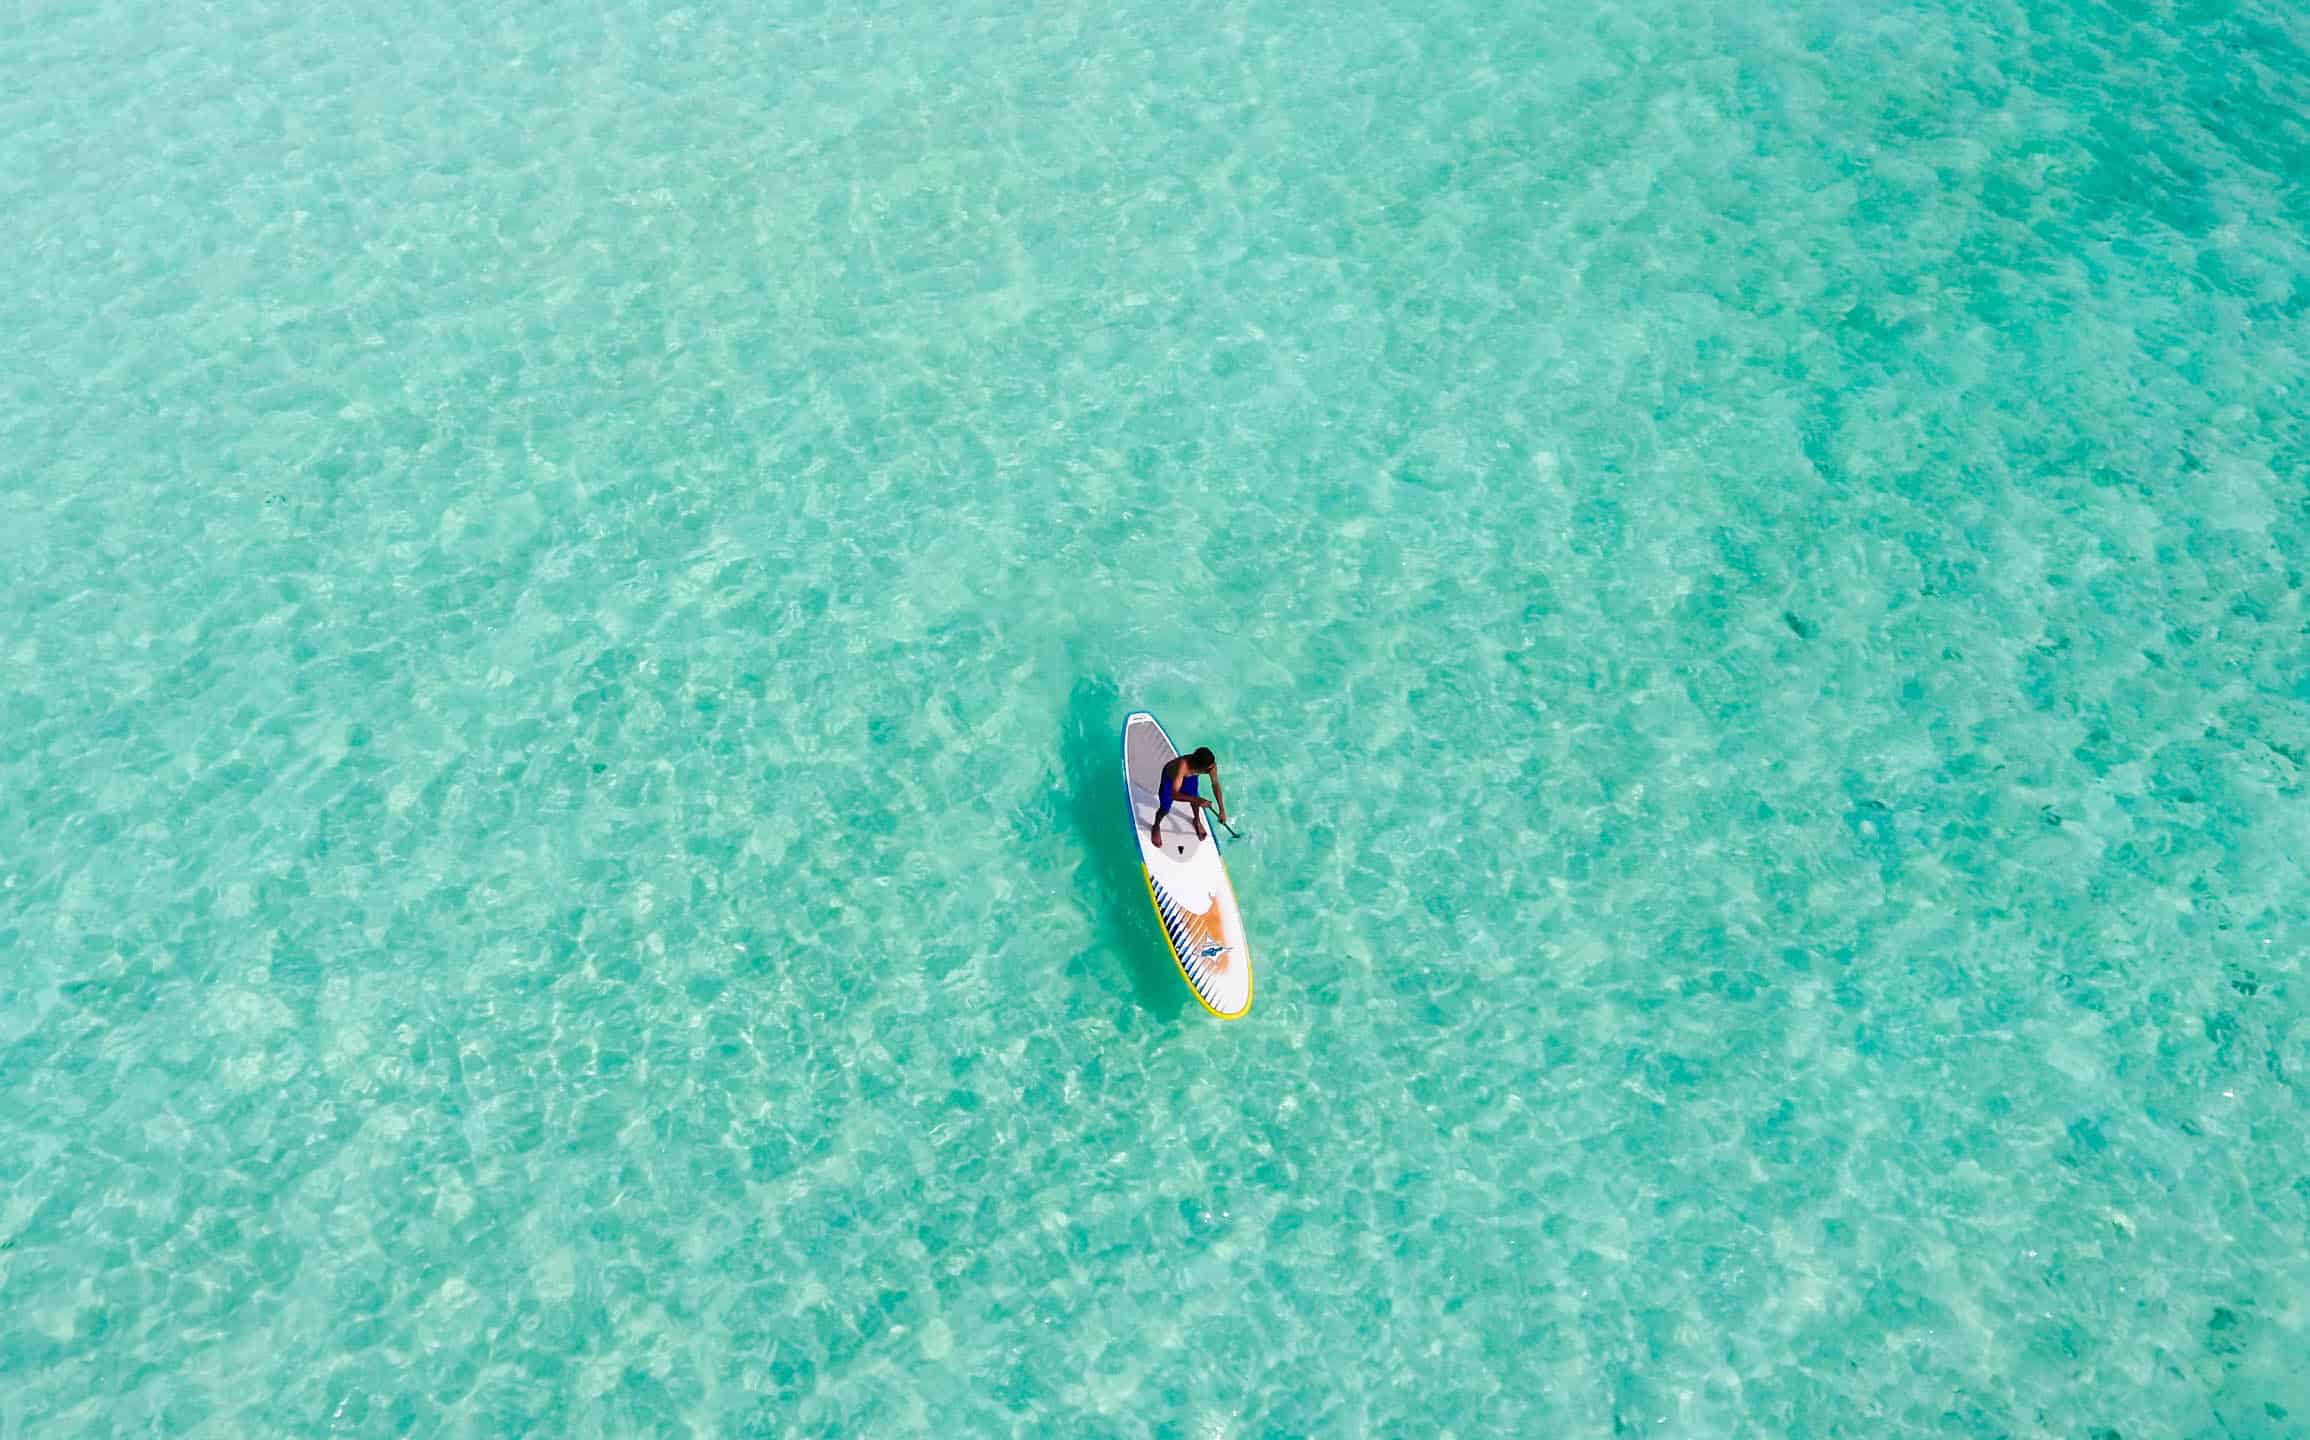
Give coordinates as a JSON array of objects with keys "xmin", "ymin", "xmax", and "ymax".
[{"xmin": 1122, "ymin": 711, "xmax": 1253, "ymax": 1019}]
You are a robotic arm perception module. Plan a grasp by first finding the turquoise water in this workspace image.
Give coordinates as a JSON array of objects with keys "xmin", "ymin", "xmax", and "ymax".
[{"xmin": 4, "ymin": 0, "xmax": 2307, "ymax": 1431}]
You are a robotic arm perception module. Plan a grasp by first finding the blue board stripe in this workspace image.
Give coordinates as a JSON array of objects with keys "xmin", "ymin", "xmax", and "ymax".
[{"xmin": 1150, "ymin": 878, "xmax": 1214, "ymax": 996}]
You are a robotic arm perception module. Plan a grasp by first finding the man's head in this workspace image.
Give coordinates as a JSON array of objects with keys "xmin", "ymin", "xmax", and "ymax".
[{"xmin": 1188, "ymin": 747, "xmax": 1217, "ymax": 771}]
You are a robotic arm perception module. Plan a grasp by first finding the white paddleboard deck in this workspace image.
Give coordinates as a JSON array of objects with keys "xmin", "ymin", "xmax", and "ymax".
[{"xmin": 1123, "ymin": 711, "xmax": 1252, "ymax": 1019}]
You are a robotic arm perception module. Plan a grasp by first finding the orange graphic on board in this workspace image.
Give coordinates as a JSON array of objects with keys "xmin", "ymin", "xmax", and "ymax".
[{"xmin": 1176, "ymin": 900, "xmax": 1232, "ymax": 971}]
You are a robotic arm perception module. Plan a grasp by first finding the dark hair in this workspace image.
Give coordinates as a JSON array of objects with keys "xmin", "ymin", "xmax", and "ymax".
[{"xmin": 1189, "ymin": 747, "xmax": 1216, "ymax": 769}]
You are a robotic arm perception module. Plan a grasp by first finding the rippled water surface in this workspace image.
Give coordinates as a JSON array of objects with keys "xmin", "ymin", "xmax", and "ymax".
[{"xmin": 4, "ymin": 0, "xmax": 2307, "ymax": 1433}]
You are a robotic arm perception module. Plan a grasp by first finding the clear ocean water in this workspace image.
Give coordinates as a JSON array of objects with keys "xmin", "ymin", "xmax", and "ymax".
[{"xmin": 3, "ymin": 0, "xmax": 2307, "ymax": 1433}]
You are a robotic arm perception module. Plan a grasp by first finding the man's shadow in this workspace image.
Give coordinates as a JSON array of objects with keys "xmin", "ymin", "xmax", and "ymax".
[{"xmin": 1060, "ymin": 675, "xmax": 1188, "ymax": 1020}]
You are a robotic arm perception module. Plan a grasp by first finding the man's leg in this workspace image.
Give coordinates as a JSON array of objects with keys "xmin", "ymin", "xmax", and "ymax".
[{"xmin": 1178, "ymin": 777, "xmax": 1205, "ymax": 838}]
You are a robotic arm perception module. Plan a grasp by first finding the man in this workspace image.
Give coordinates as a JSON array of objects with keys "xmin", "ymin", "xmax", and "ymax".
[{"xmin": 1150, "ymin": 746, "xmax": 1227, "ymax": 848}]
